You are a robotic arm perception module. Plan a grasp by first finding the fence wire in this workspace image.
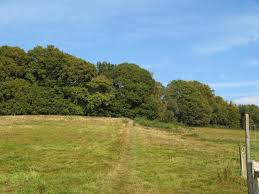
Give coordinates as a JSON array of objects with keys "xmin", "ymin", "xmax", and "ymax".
[{"xmin": 252, "ymin": 123, "xmax": 259, "ymax": 161}]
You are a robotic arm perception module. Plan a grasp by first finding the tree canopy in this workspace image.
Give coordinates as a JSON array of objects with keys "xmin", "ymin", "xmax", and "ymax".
[{"xmin": 0, "ymin": 45, "xmax": 258, "ymax": 128}]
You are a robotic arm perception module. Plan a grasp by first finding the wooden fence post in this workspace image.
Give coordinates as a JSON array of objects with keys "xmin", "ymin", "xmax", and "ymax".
[
  {"xmin": 240, "ymin": 145, "xmax": 247, "ymax": 178},
  {"xmin": 246, "ymin": 114, "xmax": 254, "ymax": 194}
]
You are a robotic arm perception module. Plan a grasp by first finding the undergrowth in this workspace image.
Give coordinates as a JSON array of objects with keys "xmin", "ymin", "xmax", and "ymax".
[{"xmin": 134, "ymin": 117, "xmax": 185, "ymax": 132}]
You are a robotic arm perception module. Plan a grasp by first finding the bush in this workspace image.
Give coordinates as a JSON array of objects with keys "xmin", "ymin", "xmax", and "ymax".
[{"xmin": 134, "ymin": 117, "xmax": 184, "ymax": 132}]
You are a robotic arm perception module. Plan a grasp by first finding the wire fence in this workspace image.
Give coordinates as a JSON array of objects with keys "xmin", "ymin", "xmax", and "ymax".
[{"xmin": 251, "ymin": 123, "xmax": 259, "ymax": 161}]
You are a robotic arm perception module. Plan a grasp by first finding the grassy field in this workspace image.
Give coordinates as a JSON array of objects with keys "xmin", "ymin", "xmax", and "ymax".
[{"xmin": 0, "ymin": 116, "xmax": 249, "ymax": 193}]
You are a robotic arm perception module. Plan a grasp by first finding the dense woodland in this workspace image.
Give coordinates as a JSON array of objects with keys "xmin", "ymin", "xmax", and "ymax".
[{"xmin": 0, "ymin": 45, "xmax": 258, "ymax": 128}]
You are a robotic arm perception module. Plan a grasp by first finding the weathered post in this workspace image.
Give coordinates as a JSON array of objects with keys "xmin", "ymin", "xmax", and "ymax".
[
  {"xmin": 240, "ymin": 145, "xmax": 247, "ymax": 178},
  {"xmin": 246, "ymin": 114, "xmax": 254, "ymax": 194}
]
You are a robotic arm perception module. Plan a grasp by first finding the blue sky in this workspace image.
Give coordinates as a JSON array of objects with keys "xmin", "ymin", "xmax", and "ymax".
[{"xmin": 1, "ymin": 0, "xmax": 259, "ymax": 105}]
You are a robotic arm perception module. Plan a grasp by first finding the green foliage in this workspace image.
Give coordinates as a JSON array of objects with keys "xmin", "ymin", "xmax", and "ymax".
[
  {"xmin": 63, "ymin": 86, "xmax": 89, "ymax": 107},
  {"xmin": 239, "ymin": 104, "xmax": 259, "ymax": 128},
  {"xmin": 61, "ymin": 54, "xmax": 97, "ymax": 87},
  {"xmin": 210, "ymin": 96, "xmax": 229, "ymax": 126},
  {"xmin": 165, "ymin": 80, "xmax": 212, "ymax": 126},
  {"xmin": 97, "ymin": 61, "xmax": 116, "ymax": 78},
  {"xmin": 0, "ymin": 45, "xmax": 253, "ymax": 127},
  {"xmin": 86, "ymin": 75, "xmax": 115, "ymax": 116},
  {"xmin": 0, "ymin": 46, "xmax": 27, "ymax": 81},
  {"xmin": 226, "ymin": 103, "xmax": 240, "ymax": 128},
  {"xmin": 26, "ymin": 45, "xmax": 96, "ymax": 87},
  {"xmin": 136, "ymin": 95, "xmax": 160, "ymax": 120},
  {"xmin": 134, "ymin": 117, "xmax": 183, "ymax": 132},
  {"xmin": 26, "ymin": 45, "xmax": 66, "ymax": 86},
  {"xmin": 0, "ymin": 79, "xmax": 84, "ymax": 115},
  {"xmin": 164, "ymin": 80, "xmax": 241, "ymax": 128},
  {"xmin": 111, "ymin": 63, "xmax": 157, "ymax": 118}
]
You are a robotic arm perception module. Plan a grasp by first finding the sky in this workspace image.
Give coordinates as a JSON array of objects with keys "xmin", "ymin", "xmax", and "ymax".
[{"xmin": 0, "ymin": 0, "xmax": 259, "ymax": 105}]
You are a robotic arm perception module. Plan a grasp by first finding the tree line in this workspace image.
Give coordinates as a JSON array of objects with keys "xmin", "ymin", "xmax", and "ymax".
[{"xmin": 0, "ymin": 45, "xmax": 258, "ymax": 128}]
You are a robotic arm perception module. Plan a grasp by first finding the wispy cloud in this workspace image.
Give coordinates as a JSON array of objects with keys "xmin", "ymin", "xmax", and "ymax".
[
  {"xmin": 210, "ymin": 81, "xmax": 259, "ymax": 89},
  {"xmin": 196, "ymin": 35, "xmax": 259, "ymax": 55},
  {"xmin": 226, "ymin": 92, "xmax": 259, "ymax": 98},
  {"xmin": 234, "ymin": 95, "xmax": 259, "ymax": 106},
  {"xmin": 0, "ymin": 0, "xmax": 147, "ymax": 25},
  {"xmin": 194, "ymin": 11, "xmax": 259, "ymax": 55}
]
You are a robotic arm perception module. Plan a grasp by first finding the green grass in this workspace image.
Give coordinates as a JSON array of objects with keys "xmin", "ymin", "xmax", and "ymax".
[{"xmin": 0, "ymin": 116, "xmax": 249, "ymax": 193}]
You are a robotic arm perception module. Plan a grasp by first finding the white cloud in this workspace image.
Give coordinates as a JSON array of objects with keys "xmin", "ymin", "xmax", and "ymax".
[
  {"xmin": 210, "ymin": 81, "xmax": 259, "ymax": 89},
  {"xmin": 194, "ymin": 11, "xmax": 259, "ymax": 55},
  {"xmin": 196, "ymin": 35, "xmax": 259, "ymax": 55},
  {"xmin": 234, "ymin": 96, "xmax": 259, "ymax": 106},
  {"xmin": 0, "ymin": 0, "xmax": 146, "ymax": 25},
  {"xmin": 227, "ymin": 92, "xmax": 259, "ymax": 98}
]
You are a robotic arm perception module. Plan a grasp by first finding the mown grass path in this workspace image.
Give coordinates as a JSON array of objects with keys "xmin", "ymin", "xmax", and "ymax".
[{"xmin": 99, "ymin": 121, "xmax": 133, "ymax": 193}]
